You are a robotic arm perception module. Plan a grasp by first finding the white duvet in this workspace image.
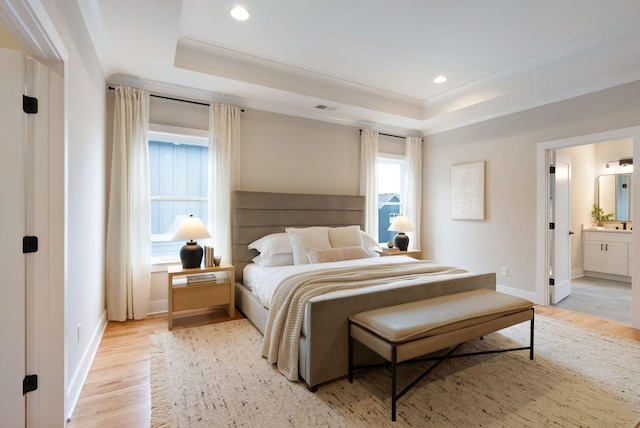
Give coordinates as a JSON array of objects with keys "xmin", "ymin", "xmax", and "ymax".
[{"xmin": 244, "ymin": 255, "xmax": 421, "ymax": 308}]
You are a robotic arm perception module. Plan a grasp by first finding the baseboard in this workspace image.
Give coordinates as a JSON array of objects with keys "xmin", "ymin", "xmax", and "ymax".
[
  {"xmin": 571, "ymin": 269, "xmax": 584, "ymax": 279},
  {"xmin": 65, "ymin": 310, "xmax": 108, "ymax": 422},
  {"xmin": 148, "ymin": 298, "xmax": 168, "ymax": 315},
  {"xmin": 496, "ymin": 284, "xmax": 538, "ymax": 303},
  {"xmin": 583, "ymin": 271, "xmax": 631, "ymax": 283}
]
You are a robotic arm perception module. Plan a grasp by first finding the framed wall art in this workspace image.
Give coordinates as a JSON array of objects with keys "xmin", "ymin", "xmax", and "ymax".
[{"xmin": 450, "ymin": 161, "xmax": 485, "ymax": 220}]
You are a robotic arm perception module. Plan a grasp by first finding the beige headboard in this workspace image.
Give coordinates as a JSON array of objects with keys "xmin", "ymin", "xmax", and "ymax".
[{"xmin": 232, "ymin": 191, "xmax": 366, "ymax": 281}]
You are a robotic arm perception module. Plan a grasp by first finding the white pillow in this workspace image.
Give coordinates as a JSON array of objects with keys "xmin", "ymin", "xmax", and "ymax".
[
  {"xmin": 328, "ymin": 225, "xmax": 363, "ymax": 248},
  {"xmin": 360, "ymin": 231, "xmax": 381, "ymax": 257},
  {"xmin": 306, "ymin": 246, "xmax": 370, "ymax": 264},
  {"xmin": 285, "ymin": 227, "xmax": 331, "ymax": 265},
  {"xmin": 248, "ymin": 233, "xmax": 292, "ymax": 256},
  {"xmin": 252, "ymin": 253, "xmax": 294, "ymax": 267}
]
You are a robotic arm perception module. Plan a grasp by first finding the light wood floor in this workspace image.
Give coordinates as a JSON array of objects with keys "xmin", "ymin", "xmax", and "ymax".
[{"xmin": 67, "ymin": 306, "xmax": 639, "ymax": 427}]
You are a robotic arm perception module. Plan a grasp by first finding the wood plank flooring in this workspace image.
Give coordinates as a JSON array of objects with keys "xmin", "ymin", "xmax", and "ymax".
[{"xmin": 67, "ymin": 306, "xmax": 639, "ymax": 427}]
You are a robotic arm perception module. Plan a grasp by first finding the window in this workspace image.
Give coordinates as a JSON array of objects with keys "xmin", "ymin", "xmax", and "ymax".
[
  {"xmin": 377, "ymin": 155, "xmax": 406, "ymax": 243},
  {"xmin": 148, "ymin": 127, "xmax": 209, "ymax": 259}
]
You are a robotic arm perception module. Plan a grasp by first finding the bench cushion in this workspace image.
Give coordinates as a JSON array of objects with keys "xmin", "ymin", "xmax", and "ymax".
[{"xmin": 349, "ymin": 289, "xmax": 533, "ymax": 343}]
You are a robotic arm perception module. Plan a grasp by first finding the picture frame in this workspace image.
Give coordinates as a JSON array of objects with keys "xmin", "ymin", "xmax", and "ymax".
[{"xmin": 450, "ymin": 161, "xmax": 485, "ymax": 220}]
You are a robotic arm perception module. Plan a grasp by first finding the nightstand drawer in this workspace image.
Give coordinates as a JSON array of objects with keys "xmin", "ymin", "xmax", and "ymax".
[{"xmin": 172, "ymin": 282, "xmax": 230, "ymax": 312}]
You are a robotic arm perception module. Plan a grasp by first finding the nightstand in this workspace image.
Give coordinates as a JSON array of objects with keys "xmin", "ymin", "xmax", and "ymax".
[
  {"xmin": 375, "ymin": 249, "xmax": 422, "ymax": 260},
  {"xmin": 167, "ymin": 263, "xmax": 235, "ymax": 330}
]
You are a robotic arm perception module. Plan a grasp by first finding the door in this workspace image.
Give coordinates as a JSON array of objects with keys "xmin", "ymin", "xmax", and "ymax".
[
  {"xmin": 0, "ymin": 47, "xmax": 27, "ymax": 427},
  {"xmin": 550, "ymin": 155, "xmax": 572, "ymax": 304}
]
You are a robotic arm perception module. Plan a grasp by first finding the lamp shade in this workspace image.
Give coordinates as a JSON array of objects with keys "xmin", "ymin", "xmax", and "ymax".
[
  {"xmin": 172, "ymin": 215, "xmax": 211, "ymax": 269},
  {"xmin": 388, "ymin": 215, "xmax": 414, "ymax": 232},
  {"xmin": 172, "ymin": 215, "xmax": 211, "ymax": 242}
]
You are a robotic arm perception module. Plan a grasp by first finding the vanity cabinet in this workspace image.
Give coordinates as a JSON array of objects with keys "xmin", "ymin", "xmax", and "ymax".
[{"xmin": 583, "ymin": 231, "xmax": 631, "ymax": 278}]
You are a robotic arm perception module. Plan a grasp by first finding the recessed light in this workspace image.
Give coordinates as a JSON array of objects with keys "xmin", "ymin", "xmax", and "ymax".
[
  {"xmin": 231, "ymin": 6, "xmax": 249, "ymax": 21},
  {"xmin": 434, "ymin": 75, "xmax": 447, "ymax": 84}
]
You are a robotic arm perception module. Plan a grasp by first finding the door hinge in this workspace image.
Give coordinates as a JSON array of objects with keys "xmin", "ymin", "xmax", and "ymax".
[
  {"xmin": 549, "ymin": 165, "xmax": 556, "ymax": 174},
  {"xmin": 23, "ymin": 95, "xmax": 38, "ymax": 114},
  {"xmin": 549, "ymin": 278, "xmax": 555, "ymax": 286},
  {"xmin": 23, "ymin": 236, "xmax": 38, "ymax": 253},
  {"xmin": 23, "ymin": 374, "xmax": 38, "ymax": 395},
  {"xmin": 549, "ymin": 222, "xmax": 555, "ymax": 229}
]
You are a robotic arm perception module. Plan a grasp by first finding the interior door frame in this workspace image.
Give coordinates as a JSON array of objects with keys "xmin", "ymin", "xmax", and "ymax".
[
  {"xmin": 537, "ymin": 126, "xmax": 640, "ymax": 329},
  {"xmin": 0, "ymin": 0, "xmax": 67, "ymax": 425}
]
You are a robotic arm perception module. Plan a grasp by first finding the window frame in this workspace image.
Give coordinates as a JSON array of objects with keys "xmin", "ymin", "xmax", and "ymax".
[
  {"xmin": 148, "ymin": 124, "xmax": 210, "ymax": 263},
  {"xmin": 376, "ymin": 153, "xmax": 406, "ymax": 244}
]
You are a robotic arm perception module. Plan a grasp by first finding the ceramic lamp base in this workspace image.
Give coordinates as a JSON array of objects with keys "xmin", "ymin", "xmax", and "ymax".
[
  {"xmin": 180, "ymin": 241, "xmax": 203, "ymax": 268},
  {"xmin": 393, "ymin": 232, "xmax": 409, "ymax": 251}
]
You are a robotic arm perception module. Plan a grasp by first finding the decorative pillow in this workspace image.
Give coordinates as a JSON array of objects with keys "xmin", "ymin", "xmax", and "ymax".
[
  {"xmin": 306, "ymin": 246, "xmax": 370, "ymax": 264},
  {"xmin": 252, "ymin": 253, "xmax": 294, "ymax": 267},
  {"xmin": 285, "ymin": 227, "xmax": 331, "ymax": 265},
  {"xmin": 328, "ymin": 225, "xmax": 363, "ymax": 248},
  {"xmin": 248, "ymin": 233, "xmax": 292, "ymax": 256}
]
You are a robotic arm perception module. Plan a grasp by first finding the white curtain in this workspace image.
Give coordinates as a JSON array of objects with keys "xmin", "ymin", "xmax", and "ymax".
[
  {"xmin": 208, "ymin": 103, "xmax": 241, "ymax": 263},
  {"xmin": 359, "ymin": 129, "xmax": 379, "ymax": 237},
  {"xmin": 105, "ymin": 86, "xmax": 151, "ymax": 321},
  {"xmin": 403, "ymin": 136, "xmax": 423, "ymax": 250}
]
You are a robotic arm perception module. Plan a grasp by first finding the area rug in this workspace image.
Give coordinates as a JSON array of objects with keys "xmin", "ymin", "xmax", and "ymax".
[{"xmin": 150, "ymin": 317, "xmax": 640, "ymax": 427}]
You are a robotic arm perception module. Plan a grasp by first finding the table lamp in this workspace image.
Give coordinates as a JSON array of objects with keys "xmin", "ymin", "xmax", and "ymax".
[
  {"xmin": 172, "ymin": 215, "xmax": 211, "ymax": 268},
  {"xmin": 388, "ymin": 215, "xmax": 413, "ymax": 251}
]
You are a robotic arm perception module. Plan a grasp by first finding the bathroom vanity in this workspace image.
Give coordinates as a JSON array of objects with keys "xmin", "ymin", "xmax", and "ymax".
[{"xmin": 583, "ymin": 229, "xmax": 632, "ymax": 281}]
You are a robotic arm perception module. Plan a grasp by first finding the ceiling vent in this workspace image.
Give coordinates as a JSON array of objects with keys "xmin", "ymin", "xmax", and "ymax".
[{"xmin": 314, "ymin": 104, "xmax": 337, "ymax": 111}]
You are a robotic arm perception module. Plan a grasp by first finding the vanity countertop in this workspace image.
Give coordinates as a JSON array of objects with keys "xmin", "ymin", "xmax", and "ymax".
[{"xmin": 585, "ymin": 228, "xmax": 632, "ymax": 233}]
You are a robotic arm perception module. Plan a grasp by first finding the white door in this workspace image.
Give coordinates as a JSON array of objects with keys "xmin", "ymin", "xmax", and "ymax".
[
  {"xmin": 0, "ymin": 47, "xmax": 27, "ymax": 427},
  {"xmin": 551, "ymin": 157, "xmax": 572, "ymax": 303}
]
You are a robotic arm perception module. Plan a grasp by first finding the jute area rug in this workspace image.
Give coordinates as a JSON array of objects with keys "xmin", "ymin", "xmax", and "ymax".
[{"xmin": 151, "ymin": 317, "xmax": 640, "ymax": 427}]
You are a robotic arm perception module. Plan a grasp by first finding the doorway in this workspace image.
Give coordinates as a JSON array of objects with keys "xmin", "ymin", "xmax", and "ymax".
[{"xmin": 536, "ymin": 127, "xmax": 640, "ymax": 329}]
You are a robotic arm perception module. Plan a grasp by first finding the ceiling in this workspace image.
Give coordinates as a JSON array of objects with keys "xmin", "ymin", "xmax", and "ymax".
[{"xmin": 78, "ymin": 0, "xmax": 640, "ymax": 136}]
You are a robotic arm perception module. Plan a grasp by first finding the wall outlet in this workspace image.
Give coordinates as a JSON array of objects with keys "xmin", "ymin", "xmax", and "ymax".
[
  {"xmin": 500, "ymin": 267, "xmax": 508, "ymax": 277},
  {"xmin": 77, "ymin": 324, "xmax": 81, "ymax": 343}
]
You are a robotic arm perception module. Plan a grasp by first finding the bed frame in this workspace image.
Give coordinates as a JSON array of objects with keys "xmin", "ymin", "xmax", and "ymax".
[{"xmin": 232, "ymin": 190, "xmax": 496, "ymax": 390}]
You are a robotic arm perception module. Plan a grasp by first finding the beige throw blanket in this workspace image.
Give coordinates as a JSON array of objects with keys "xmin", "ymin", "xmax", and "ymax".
[{"xmin": 261, "ymin": 261, "xmax": 467, "ymax": 381}]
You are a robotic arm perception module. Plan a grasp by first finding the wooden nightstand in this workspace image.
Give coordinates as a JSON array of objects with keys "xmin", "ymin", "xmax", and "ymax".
[
  {"xmin": 167, "ymin": 263, "xmax": 235, "ymax": 330},
  {"xmin": 375, "ymin": 249, "xmax": 422, "ymax": 260}
]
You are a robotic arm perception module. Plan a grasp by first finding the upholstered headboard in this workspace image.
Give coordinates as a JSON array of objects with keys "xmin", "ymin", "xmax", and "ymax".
[{"xmin": 232, "ymin": 191, "xmax": 366, "ymax": 281}]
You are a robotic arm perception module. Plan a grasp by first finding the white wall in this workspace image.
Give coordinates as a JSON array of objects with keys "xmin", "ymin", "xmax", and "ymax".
[
  {"xmin": 423, "ymin": 79, "xmax": 640, "ymax": 297},
  {"xmin": 0, "ymin": 19, "xmax": 21, "ymax": 49},
  {"xmin": 240, "ymin": 109, "xmax": 360, "ymax": 195},
  {"xmin": 40, "ymin": 0, "xmax": 107, "ymax": 418}
]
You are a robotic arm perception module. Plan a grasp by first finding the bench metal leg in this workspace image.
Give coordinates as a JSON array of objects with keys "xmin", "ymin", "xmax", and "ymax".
[
  {"xmin": 348, "ymin": 321, "xmax": 354, "ymax": 383},
  {"xmin": 391, "ymin": 346, "xmax": 397, "ymax": 421},
  {"xmin": 530, "ymin": 308, "xmax": 535, "ymax": 360}
]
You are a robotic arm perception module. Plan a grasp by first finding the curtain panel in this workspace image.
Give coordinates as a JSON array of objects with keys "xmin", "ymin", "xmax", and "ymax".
[
  {"xmin": 359, "ymin": 129, "xmax": 379, "ymax": 237},
  {"xmin": 208, "ymin": 103, "xmax": 241, "ymax": 263},
  {"xmin": 404, "ymin": 136, "xmax": 422, "ymax": 250},
  {"xmin": 105, "ymin": 86, "xmax": 151, "ymax": 321}
]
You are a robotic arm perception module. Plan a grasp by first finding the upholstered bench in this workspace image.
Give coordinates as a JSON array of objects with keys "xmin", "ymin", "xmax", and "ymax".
[{"xmin": 348, "ymin": 288, "xmax": 535, "ymax": 421}]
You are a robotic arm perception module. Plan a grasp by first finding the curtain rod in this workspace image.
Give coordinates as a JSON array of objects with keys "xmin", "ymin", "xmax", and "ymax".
[
  {"xmin": 107, "ymin": 86, "xmax": 244, "ymax": 111},
  {"xmin": 359, "ymin": 129, "xmax": 422, "ymax": 141}
]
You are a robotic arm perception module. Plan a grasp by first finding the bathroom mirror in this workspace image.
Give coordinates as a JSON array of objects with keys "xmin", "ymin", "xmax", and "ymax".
[{"xmin": 598, "ymin": 174, "xmax": 633, "ymax": 221}]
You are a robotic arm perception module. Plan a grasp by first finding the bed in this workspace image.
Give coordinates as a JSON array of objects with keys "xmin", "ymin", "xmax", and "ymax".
[{"xmin": 232, "ymin": 191, "xmax": 496, "ymax": 390}]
